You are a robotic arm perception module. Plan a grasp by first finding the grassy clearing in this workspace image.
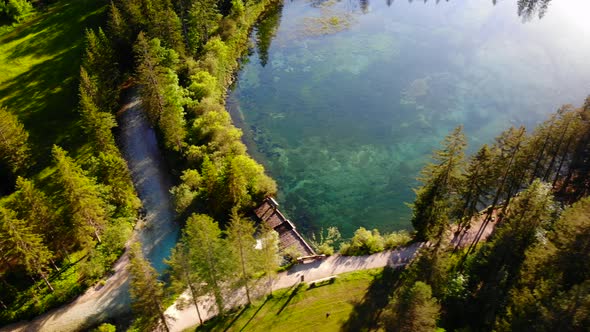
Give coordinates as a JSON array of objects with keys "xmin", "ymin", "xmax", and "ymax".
[
  {"xmin": 192, "ymin": 267, "xmax": 403, "ymax": 332},
  {"xmin": 0, "ymin": 0, "xmax": 106, "ymax": 169}
]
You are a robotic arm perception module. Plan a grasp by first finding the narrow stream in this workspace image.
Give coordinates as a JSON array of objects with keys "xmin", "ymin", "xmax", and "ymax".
[
  {"xmin": 118, "ymin": 87, "xmax": 180, "ymax": 272},
  {"xmin": 0, "ymin": 88, "xmax": 180, "ymax": 332}
]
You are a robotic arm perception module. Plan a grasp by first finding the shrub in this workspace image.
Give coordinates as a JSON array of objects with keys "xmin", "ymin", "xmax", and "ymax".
[
  {"xmin": 383, "ymin": 230, "xmax": 412, "ymax": 250},
  {"xmin": 340, "ymin": 227, "xmax": 384, "ymax": 256}
]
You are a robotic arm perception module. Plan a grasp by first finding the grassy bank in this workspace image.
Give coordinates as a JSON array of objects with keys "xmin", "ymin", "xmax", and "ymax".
[
  {"xmin": 191, "ymin": 267, "xmax": 402, "ymax": 332},
  {"xmin": 0, "ymin": 0, "xmax": 106, "ymax": 166}
]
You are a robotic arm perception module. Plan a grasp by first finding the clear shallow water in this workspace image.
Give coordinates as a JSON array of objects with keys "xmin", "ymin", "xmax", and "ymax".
[{"xmin": 228, "ymin": 0, "xmax": 590, "ymax": 236}]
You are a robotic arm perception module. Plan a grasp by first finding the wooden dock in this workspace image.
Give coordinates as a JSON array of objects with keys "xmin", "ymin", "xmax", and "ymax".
[{"xmin": 255, "ymin": 197, "xmax": 316, "ymax": 257}]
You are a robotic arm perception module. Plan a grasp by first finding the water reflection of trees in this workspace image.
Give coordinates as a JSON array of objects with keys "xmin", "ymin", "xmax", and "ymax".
[
  {"xmin": 384, "ymin": 0, "xmax": 553, "ymax": 20},
  {"xmin": 516, "ymin": 0, "xmax": 552, "ymax": 20},
  {"xmin": 256, "ymin": 3, "xmax": 283, "ymax": 67}
]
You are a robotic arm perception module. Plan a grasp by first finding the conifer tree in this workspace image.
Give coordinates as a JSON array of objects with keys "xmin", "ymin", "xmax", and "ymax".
[
  {"xmin": 497, "ymin": 197, "xmax": 590, "ymax": 331},
  {"xmin": 227, "ymin": 210, "xmax": 258, "ymax": 304},
  {"xmin": 382, "ymin": 281, "xmax": 440, "ymax": 332},
  {"xmin": 52, "ymin": 145, "xmax": 109, "ymax": 248},
  {"xmin": 458, "ymin": 144, "xmax": 494, "ymax": 226},
  {"xmin": 0, "ymin": 206, "xmax": 54, "ymax": 291},
  {"xmin": 411, "ymin": 126, "xmax": 466, "ymax": 242},
  {"xmin": 0, "ymin": 106, "xmax": 30, "ymax": 174},
  {"xmin": 183, "ymin": 213, "xmax": 235, "ymax": 314},
  {"xmin": 134, "ymin": 32, "xmax": 187, "ymax": 151},
  {"xmin": 79, "ymin": 67, "xmax": 118, "ymax": 153},
  {"xmin": 468, "ymin": 179, "xmax": 555, "ymax": 329},
  {"xmin": 10, "ymin": 177, "xmax": 58, "ymax": 250},
  {"xmin": 166, "ymin": 242, "xmax": 205, "ymax": 325},
  {"xmin": 83, "ymin": 28, "xmax": 119, "ymax": 112},
  {"xmin": 128, "ymin": 243, "xmax": 170, "ymax": 332},
  {"xmin": 259, "ymin": 221, "xmax": 280, "ymax": 295}
]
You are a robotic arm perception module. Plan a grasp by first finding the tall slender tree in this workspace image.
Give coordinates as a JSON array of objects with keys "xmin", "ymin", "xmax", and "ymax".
[
  {"xmin": 52, "ymin": 145, "xmax": 109, "ymax": 248},
  {"xmin": 0, "ymin": 106, "xmax": 30, "ymax": 174},
  {"xmin": 129, "ymin": 243, "xmax": 170, "ymax": 332},
  {"xmin": 382, "ymin": 281, "xmax": 441, "ymax": 332},
  {"xmin": 134, "ymin": 32, "xmax": 187, "ymax": 151},
  {"xmin": 411, "ymin": 126, "xmax": 466, "ymax": 242},
  {"xmin": 0, "ymin": 207, "xmax": 54, "ymax": 291},
  {"xmin": 259, "ymin": 221, "xmax": 280, "ymax": 296},
  {"xmin": 227, "ymin": 210, "xmax": 258, "ymax": 304},
  {"xmin": 184, "ymin": 213, "xmax": 235, "ymax": 314},
  {"xmin": 167, "ymin": 242, "xmax": 205, "ymax": 325}
]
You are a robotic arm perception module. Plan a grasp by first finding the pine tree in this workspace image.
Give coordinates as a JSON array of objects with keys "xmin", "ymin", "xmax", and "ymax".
[
  {"xmin": 468, "ymin": 179, "xmax": 555, "ymax": 329},
  {"xmin": 457, "ymin": 144, "xmax": 494, "ymax": 231},
  {"xmin": 0, "ymin": 206, "xmax": 54, "ymax": 291},
  {"xmin": 382, "ymin": 281, "xmax": 441, "ymax": 332},
  {"xmin": 10, "ymin": 177, "xmax": 59, "ymax": 251},
  {"xmin": 259, "ymin": 221, "xmax": 280, "ymax": 296},
  {"xmin": 128, "ymin": 243, "xmax": 170, "ymax": 332},
  {"xmin": 227, "ymin": 210, "xmax": 258, "ymax": 304},
  {"xmin": 83, "ymin": 28, "xmax": 120, "ymax": 112},
  {"xmin": 79, "ymin": 67, "xmax": 118, "ymax": 153},
  {"xmin": 411, "ymin": 126, "xmax": 466, "ymax": 242},
  {"xmin": 134, "ymin": 32, "xmax": 187, "ymax": 151},
  {"xmin": 183, "ymin": 213, "xmax": 235, "ymax": 314},
  {"xmin": 94, "ymin": 152, "xmax": 141, "ymax": 215},
  {"xmin": 166, "ymin": 242, "xmax": 205, "ymax": 325},
  {"xmin": 52, "ymin": 145, "xmax": 110, "ymax": 248},
  {"xmin": 497, "ymin": 197, "xmax": 590, "ymax": 331},
  {"xmin": 186, "ymin": 0, "xmax": 220, "ymax": 54},
  {"xmin": 0, "ymin": 106, "xmax": 31, "ymax": 174}
]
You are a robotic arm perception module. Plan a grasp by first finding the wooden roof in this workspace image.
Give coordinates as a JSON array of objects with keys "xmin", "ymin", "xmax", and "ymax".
[{"xmin": 255, "ymin": 198, "xmax": 315, "ymax": 257}]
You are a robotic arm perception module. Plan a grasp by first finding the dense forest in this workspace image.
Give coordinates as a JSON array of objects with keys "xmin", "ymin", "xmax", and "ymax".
[{"xmin": 1, "ymin": 0, "xmax": 589, "ymax": 330}]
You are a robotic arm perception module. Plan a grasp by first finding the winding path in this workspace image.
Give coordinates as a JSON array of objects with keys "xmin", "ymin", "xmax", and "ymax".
[{"xmin": 0, "ymin": 88, "xmax": 179, "ymax": 332}]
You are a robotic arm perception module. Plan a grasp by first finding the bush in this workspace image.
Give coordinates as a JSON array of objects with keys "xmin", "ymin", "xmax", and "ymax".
[
  {"xmin": 383, "ymin": 230, "xmax": 412, "ymax": 250},
  {"xmin": 92, "ymin": 323, "xmax": 116, "ymax": 332},
  {"xmin": 311, "ymin": 226, "xmax": 341, "ymax": 255},
  {"xmin": 340, "ymin": 227, "xmax": 384, "ymax": 256},
  {"xmin": 2, "ymin": 0, "xmax": 32, "ymax": 22}
]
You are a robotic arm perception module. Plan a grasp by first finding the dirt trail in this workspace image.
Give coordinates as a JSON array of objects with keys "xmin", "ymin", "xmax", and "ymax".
[{"xmin": 0, "ymin": 89, "xmax": 179, "ymax": 332}]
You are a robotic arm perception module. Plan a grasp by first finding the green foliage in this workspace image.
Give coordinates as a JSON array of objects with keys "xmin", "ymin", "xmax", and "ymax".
[
  {"xmin": 83, "ymin": 28, "xmax": 119, "ymax": 112},
  {"xmin": 258, "ymin": 221, "xmax": 280, "ymax": 295},
  {"xmin": 227, "ymin": 210, "xmax": 258, "ymax": 303},
  {"xmin": 0, "ymin": 106, "xmax": 30, "ymax": 174},
  {"xmin": 182, "ymin": 213, "xmax": 236, "ymax": 313},
  {"xmin": 0, "ymin": 206, "xmax": 54, "ymax": 291},
  {"xmin": 496, "ymin": 197, "xmax": 590, "ymax": 331},
  {"xmin": 340, "ymin": 227, "xmax": 384, "ymax": 256},
  {"xmin": 128, "ymin": 243, "xmax": 170, "ymax": 332},
  {"xmin": 52, "ymin": 145, "xmax": 110, "ymax": 249},
  {"xmin": 1, "ymin": 0, "xmax": 32, "ymax": 22},
  {"xmin": 310, "ymin": 226, "xmax": 341, "ymax": 255},
  {"xmin": 382, "ymin": 281, "xmax": 441, "ymax": 332},
  {"xmin": 411, "ymin": 126, "xmax": 466, "ymax": 242},
  {"xmin": 134, "ymin": 33, "xmax": 187, "ymax": 151},
  {"xmin": 383, "ymin": 230, "xmax": 412, "ymax": 250},
  {"xmin": 92, "ymin": 323, "xmax": 117, "ymax": 332}
]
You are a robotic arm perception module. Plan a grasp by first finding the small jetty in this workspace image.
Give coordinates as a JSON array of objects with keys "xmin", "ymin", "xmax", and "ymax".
[{"xmin": 255, "ymin": 197, "xmax": 316, "ymax": 257}]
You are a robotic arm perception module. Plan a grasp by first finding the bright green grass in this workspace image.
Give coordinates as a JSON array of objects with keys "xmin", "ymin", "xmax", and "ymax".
[
  {"xmin": 0, "ymin": 0, "xmax": 106, "ymax": 168},
  {"xmin": 193, "ymin": 267, "xmax": 402, "ymax": 332}
]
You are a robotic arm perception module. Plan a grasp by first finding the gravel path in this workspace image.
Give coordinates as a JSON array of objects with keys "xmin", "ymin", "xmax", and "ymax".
[
  {"xmin": 0, "ymin": 89, "xmax": 179, "ymax": 332},
  {"xmin": 165, "ymin": 242, "xmax": 424, "ymax": 332}
]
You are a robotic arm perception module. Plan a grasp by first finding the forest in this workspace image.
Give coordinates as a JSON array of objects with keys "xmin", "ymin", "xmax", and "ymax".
[{"xmin": 1, "ymin": 0, "xmax": 589, "ymax": 331}]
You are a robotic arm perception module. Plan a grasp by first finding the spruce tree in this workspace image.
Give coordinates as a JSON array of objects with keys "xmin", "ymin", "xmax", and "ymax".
[
  {"xmin": 128, "ymin": 243, "xmax": 170, "ymax": 332},
  {"xmin": 0, "ymin": 106, "xmax": 31, "ymax": 174},
  {"xmin": 259, "ymin": 221, "xmax": 280, "ymax": 296},
  {"xmin": 0, "ymin": 206, "xmax": 54, "ymax": 291},
  {"xmin": 227, "ymin": 210, "xmax": 258, "ymax": 304},
  {"xmin": 382, "ymin": 281, "xmax": 440, "ymax": 332},
  {"xmin": 134, "ymin": 32, "xmax": 187, "ymax": 151},
  {"xmin": 411, "ymin": 126, "xmax": 466, "ymax": 242},
  {"xmin": 183, "ymin": 213, "xmax": 235, "ymax": 314},
  {"xmin": 52, "ymin": 145, "xmax": 109, "ymax": 248},
  {"xmin": 166, "ymin": 242, "xmax": 205, "ymax": 325}
]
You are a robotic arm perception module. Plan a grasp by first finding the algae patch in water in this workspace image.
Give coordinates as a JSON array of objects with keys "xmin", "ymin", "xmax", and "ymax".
[{"xmin": 300, "ymin": 0, "xmax": 355, "ymax": 37}]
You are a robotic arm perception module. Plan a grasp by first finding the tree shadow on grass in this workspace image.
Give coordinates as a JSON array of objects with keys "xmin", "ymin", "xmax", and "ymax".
[{"xmin": 341, "ymin": 266, "xmax": 405, "ymax": 332}]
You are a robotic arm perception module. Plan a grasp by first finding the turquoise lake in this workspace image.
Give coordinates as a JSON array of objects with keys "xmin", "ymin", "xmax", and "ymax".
[{"xmin": 228, "ymin": 0, "xmax": 590, "ymax": 236}]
